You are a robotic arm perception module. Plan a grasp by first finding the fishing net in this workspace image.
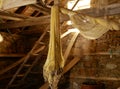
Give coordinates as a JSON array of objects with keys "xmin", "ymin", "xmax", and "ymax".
[{"xmin": 60, "ymin": 8, "xmax": 119, "ymax": 39}]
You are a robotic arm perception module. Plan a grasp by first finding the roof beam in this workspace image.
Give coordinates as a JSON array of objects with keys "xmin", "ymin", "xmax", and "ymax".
[
  {"xmin": 0, "ymin": 0, "xmax": 37, "ymax": 10},
  {"xmin": 0, "ymin": 54, "xmax": 25, "ymax": 58},
  {"xmin": 0, "ymin": 11, "xmax": 30, "ymax": 21},
  {"xmin": 0, "ymin": 15, "xmax": 69, "ymax": 29},
  {"xmin": 77, "ymin": 3, "xmax": 120, "ymax": 17},
  {"xmin": 0, "ymin": 3, "xmax": 119, "ymax": 29},
  {"xmin": 29, "ymin": 4, "xmax": 50, "ymax": 15}
]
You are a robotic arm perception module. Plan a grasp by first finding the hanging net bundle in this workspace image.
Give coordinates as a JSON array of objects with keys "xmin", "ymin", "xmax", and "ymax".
[
  {"xmin": 43, "ymin": 5, "xmax": 65, "ymax": 89},
  {"xmin": 60, "ymin": 8, "xmax": 119, "ymax": 39}
]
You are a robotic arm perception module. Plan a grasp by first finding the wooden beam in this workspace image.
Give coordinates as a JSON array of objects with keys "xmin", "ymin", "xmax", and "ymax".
[
  {"xmin": 39, "ymin": 57, "xmax": 81, "ymax": 89},
  {"xmin": 0, "ymin": 57, "xmax": 25, "ymax": 75},
  {"xmin": 0, "ymin": 11, "xmax": 31, "ymax": 21},
  {"xmin": 60, "ymin": 0, "xmax": 68, "ymax": 7},
  {"xmin": 0, "ymin": 3, "xmax": 119, "ymax": 29},
  {"xmin": 0, "ymin": 15, "xmax": 49, "ymax": 29},
  {"xmin": 0, "ymin": 0, "xmax": 37, "ymax": 10},
  {"xmin": 0, "ymin": 54, "xmax": 26, "ymax": 57},
  {"xmin": 63, "ymin": 32, "xmax": 79, "ymax": 62},
  {"xmin": 0, "ymin": 15, "xmax": 69, "ymax": 29},
  {"xmin": 29, "ymin": 4, "xmax": 50, "ymax": 15},
  {"xmin": 70, "ymin": 76, "xmax": 120, "ymax": 81},
  {"xmin": 77, "ymin": 3, "xmax": 120, "ymax": 17}
]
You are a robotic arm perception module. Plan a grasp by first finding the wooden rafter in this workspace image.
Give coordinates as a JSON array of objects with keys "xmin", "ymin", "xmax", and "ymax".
[
  {"xmin": 60, "ymin": 0, "xmax": 68, "ymax": 7},
  {"xmin": 0, "ymin": 54, "xmax": 25, "ymax": 58},
  {"xmin": 70, "ymin": 76, "xmax": 120, "ymax": 81},
  {"xmin": 0, "ymin": 11, "xmax": 31, "ymax": 21},
  {"xmin": 0, "ymin": 15, "xmax": 69, "ymax": 29},
  {"xmin": 63, "ymin": 32, "xmax": 79, "ymax": 62},
  {"xmin": 29, "ymin": 4, "xmax": 50, "ymax": 15},
  {"xmin": 77, "ymin": 3, "xmax": 120, "ymax": 17},
  {"xmin": 0, "ymin": 3, "xmax": 120, "ymax": 29}
]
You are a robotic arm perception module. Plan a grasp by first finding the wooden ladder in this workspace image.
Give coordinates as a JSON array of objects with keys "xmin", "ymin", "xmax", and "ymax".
[{"xmin": 6, "ymin": 29, "xmax": 48, "ymax": 89}]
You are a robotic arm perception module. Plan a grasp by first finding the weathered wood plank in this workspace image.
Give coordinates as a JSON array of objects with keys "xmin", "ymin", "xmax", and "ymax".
[
  {"xmin": 77, "ymin": 3, "xmax": 120, "ymax": 17},
  {"xmin": 29, "ymin": 4, "xmax": 50, "ymax": 14},
  {"xmin": 70, "ymin": 76, "xmax": 120, "ymax": 81},
  {"xmin": 0, "ymin": 54, "xmax": 25, "ymax": 57},
  {"xmin": 60, "ymin": 0, "xmax": 68, "ymax": 7},
  {"xmin": 0, "ymin": 11, "xmax": 30, "ymax": 21},
  {"xmin": 0, "ymin": 15, "xmax": 69, "ymax": 29},
  {"xmin": 63, "ymin": 32, "xmax": 79, "ymax": 62},
  {"xmin": 0, "ymin": 0, "xmax": 37, "ymax": 10},
  {"xmin": 0, "ymin": 3, "xmax": 119, "ymax": 29},
  {"xmin": 0, "ymin": 15, "xmax": 50, "ymax": 29}
]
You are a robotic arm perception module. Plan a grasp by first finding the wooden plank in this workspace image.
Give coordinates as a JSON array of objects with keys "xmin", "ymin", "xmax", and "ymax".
[
  {"xmin": 0, "ymin": 15, "xmax": 69, "ymax": 29},
  {"xmin": 77, "ymin": 3, "xmax": 120, "ymax": 17},
  {"xmin": 29, "ymin": 4, "xmax": 50, "ymax": 14},
  {"xmin": 63, "ymin": 32, "xmax": 79, "ymax": 62},
  {"xmin": 0, "ymin": 0, "xmax": 37, "ymax": 10},
  {"xmin": 39, "ymin": 57, "xmax": 80, "ymax": 89},
  {"xmin": 70, "ymin": 76, "xmax": 120, "ymax": 81},
  {"xmin": 0, "ymin": 15, "xmax": 50, "ymax": 29},
  {"xmin": 0, "ymin": 3, "xmax": 119, "ymax": 29},
  {"xmin": 60, "ymin": 0, "xmax": 68, "ymax": 7},
  {"xmin": 63, "ymin": 57, "xmax": 80, "ymax": 74},
  {"xmin": 0, "ymin": 56, "xmax": 26, "ymax": 75},
  {"xmin": 0, "ymin": 54, "xmax": 25, "ymax": 57},
  {"xmin": 0, "ymin": 11, "xmax": 31, "ymax": 21}
]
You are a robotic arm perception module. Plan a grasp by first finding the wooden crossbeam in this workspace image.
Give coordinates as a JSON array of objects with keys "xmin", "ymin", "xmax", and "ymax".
[
  {"xmin": 63, "ymin": 32, "xmax": 79, "ymax": 62},
  {"xmin": 0, "ymin": 15, "xmax": 69, "ymax": 29},
  {"xmin": 0, "ymin": 54, "xmax": 25, "ymax": 57},
  {"xmin": 29, "ymin": 4, "xmax": 50, "ymax": 15},
  {"xmin": 0, "ymin": 0, "xmax": 37, "ymax": 10},
  {"xmin": 77, "ymin": 3, "xmax": 120, "ymax": 17},
  {"xmin": 70, "ymin": 76, "xmax": 120, "ymax": 81},
  {"xmin": 0, "ymin": 3, "xmax": 120, "ymax": 29},
  {"xmin": 0, "ymin": 11, "xmax": 30, "ymax": 21}
]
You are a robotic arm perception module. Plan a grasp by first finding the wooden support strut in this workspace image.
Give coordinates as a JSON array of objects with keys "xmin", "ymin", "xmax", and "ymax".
[
  {"xmin": 0, "ymin": 3, "xmax": 120, "ymax": 29},
  {"xmin": 0, "ymin": 15, "xmax": 69, "ymax": 29}
]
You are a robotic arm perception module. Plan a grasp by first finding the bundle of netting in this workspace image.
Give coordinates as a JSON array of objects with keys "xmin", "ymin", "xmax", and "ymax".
[
  {"xmin": 60, "ymin": 8, "xmax": 119, "ymax": 39},
  {"xmin": 43, "ymin": 5, "xmax": 65, "ymax": 89}
]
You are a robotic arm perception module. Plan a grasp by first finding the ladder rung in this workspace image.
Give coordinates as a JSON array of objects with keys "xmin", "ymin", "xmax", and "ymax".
[
  {"xmin": 16, "ymin": 74, "xmax": 24, "ymax": 77},
  {"xmin": 39, "ymin": 42, "xmax": 45, "ymax": 45},
  {"xmin": 24, "ymin": 64, "xmax": 32, "ymax": 67},
  {"xmin": 8, "ymin": 84, "xmax": 19, "ymax": 87},
  {"xmin": 31, "ymin": 53, "xmax": 39, "ymax": 56}
]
